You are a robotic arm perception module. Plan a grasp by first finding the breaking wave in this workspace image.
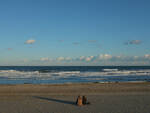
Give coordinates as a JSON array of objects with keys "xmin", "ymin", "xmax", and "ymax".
[{"xmin": 0, "ymin": 69, "xmax": 150, "ymax": 80}]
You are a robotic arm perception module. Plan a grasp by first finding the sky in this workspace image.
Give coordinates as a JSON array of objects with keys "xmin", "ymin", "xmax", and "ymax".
[{"xmin": 0, "ymin": 0, "xmax": 150, "ymax": 66}]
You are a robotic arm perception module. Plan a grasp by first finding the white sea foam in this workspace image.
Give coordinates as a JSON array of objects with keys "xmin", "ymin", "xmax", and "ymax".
[
  {"xmin": 0, "ymin": 69, "xmax": 150, "ymax": 80},
  {"xmin": 103, "ymin": 69, "xmax": 118, "ymax": 72}
]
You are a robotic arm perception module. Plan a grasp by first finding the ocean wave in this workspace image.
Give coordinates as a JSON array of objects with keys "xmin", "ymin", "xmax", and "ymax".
[
  {"xmin": 103, "ymin": 68, "xmax": 118, "ymax": 72},
  {"xmin": 0, "ymin": 69, "xmax": 150, "ymax": 80}
]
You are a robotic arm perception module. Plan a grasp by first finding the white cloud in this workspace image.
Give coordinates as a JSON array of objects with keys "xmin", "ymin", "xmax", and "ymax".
[
  {"xmin": 130, "ymin": 40, "xmax": 142, "ymax": 44},
  {"xmin": 99, "ymin": 54, "xmax": 112, "ymax": 60},
  {"xmin": 134, "ymin": 56, "xmax": 139, "ymax": 59},
  {"xmin": 125, "ymin": 40, "xmax": 142, "ymax": 45},
  {"xmin": 85, "ymin": 56, "xmax": 94, "ymax": 62},
  {"xmin": 40, "ymin": 57, "xmax": 52, "ymax": 61},
  {"xmin": 80, "ymin": 56, "xmax": 86, "ymax": 61},
  {"xmin": 144, "ymin": 54, "xmax": 150, "ymax": 59},
  {"xmin": 25, "ymin": 39, "xmax": 36, "ymax": 44},
  {"xmin": 115, "ymin": 56, "xmax": 121, "ymax": 58},
  {"xmin": 57, "ymin": 57, "xmax": 65, "ymax": 61},
  {"xmin": 65, "ymin": 57, "xmax": 72, "ymax": 61},
  {"xmin": 56, "ymin": 57, "xmax": 73, "ymax": 61},
  {"xmin": 79, "ymin": 56, "xmax": 94, "ymax": 62}
]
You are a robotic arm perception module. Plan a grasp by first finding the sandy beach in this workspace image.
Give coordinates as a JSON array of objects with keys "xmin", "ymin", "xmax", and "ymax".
[{"xmin": 0, "ymin": 82, "xmax": 150, "ymax": 113}]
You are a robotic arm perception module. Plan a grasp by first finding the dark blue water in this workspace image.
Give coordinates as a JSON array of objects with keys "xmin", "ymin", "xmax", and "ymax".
[
  {"xmin": 1, "ymin": 66, "xmax": 150, "ymax": 72},
  {"xmin": 0, "ymin": 66, "xmax": 150, "ymax": 84}
]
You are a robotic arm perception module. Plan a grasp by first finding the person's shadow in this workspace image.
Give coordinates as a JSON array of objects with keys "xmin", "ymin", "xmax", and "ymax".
[{"xmin": 33, "ymin": 96, "xmax": 76, "ymax": 106}]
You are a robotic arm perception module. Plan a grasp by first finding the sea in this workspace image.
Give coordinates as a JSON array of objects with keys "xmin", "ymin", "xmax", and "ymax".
[{"xmin": 0, "ymin": 66, "xmax": 150, "ymax": 84}]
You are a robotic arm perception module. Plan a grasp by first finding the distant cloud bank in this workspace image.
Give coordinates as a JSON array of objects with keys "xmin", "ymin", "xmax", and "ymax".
[
  {"xmin": 11, "ymin": 54, "xmax": 150, "ymax": 66},
  {"xmin": 36, "ymin": 54, "xmax": 150, "ymax": 65}
]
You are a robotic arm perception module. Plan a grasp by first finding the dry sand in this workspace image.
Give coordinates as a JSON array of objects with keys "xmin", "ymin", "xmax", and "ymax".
[{"xmin": 0, "ymin": 82, "xmax": 150, "ymax": 113}]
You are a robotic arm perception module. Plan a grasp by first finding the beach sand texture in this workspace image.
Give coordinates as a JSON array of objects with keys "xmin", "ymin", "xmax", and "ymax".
[{"xmin": 0, "ymin": 82, "xmax": 150, "ymax": 113}]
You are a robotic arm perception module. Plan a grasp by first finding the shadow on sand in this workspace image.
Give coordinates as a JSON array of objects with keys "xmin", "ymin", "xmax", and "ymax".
[{"xmin": 33, "ymin": 96, "xmax": 76, "ymax": 106}]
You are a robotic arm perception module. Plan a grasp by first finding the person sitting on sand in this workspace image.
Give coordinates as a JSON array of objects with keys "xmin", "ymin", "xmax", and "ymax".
[
  {"xmin": 76, "ymin": 95, "xmax": 83, "ymax": 106},
  {"xmin": 82, "ymin": 96, "xmax": 90, "ymax": 105}
]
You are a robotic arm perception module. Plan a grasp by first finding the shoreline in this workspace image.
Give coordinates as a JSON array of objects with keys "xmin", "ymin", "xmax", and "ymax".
[
  {"xmin": 0, "ymin": 82, "xmax": 150, "ymax": 95},
  {"xmin": 0, "ymin": 80, "xmax": 149, "ymax": 85}
]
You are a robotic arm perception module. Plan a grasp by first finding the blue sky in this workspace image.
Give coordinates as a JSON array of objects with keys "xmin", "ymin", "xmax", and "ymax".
[{"xmin": 0, "ymin": 0, "xmax": 150, "ymax": 66}]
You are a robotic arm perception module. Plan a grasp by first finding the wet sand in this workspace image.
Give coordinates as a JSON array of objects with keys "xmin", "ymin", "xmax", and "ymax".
[{"xmin": 0, "ymin": 82, "xmax": 150, "ymax": 113}]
